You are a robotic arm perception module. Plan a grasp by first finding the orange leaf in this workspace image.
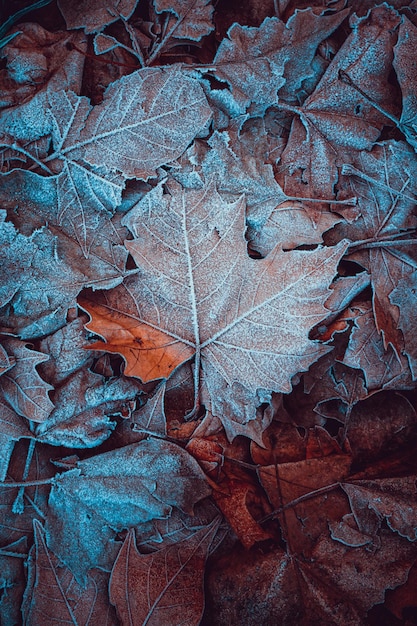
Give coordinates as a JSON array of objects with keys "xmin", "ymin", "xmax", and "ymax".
[{"xmin": 79, "ymin": 298, "xmax": 194, "ymax": 381}]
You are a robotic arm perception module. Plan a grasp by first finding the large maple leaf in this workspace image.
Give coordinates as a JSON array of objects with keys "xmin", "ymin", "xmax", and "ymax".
[{"xmin": 80, "ymin": 179, "xmax": 347, "ymax": 414}]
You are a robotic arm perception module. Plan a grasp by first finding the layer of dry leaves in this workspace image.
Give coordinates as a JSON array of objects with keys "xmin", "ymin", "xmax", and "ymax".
[{"xmin": 1, "ymin": 0, "xmax": 417, "ymax": 624}]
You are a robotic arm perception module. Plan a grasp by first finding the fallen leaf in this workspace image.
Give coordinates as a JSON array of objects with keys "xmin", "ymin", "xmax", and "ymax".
[
  {"xmin": 393, "ymin": 17, "xmax": 417, "ymax": 151},
  {"xmin": 390, "ymin": 272, "xmax": 417, "ymax": 380},
  {"xmin": 278, "ymin": 5, "xmax": 401, "ymax": 203},
  {"xmin": 109, "ymin": 516, "xmax": 220, "ymax": 626},
  {"xmin": 58, "ymin": 0, "xmax": 140, "ymax": 34},
  {"xmin": 0, "ymin": 399, "xmax": 32, "ymax": 481},
  {"xmin": 207, "ymin": 8, "xmax": 348, "ymax": 114},
  {"xmin": 0, "ymin": 337, "xmax": 54, "ymax": 423},
  {"xmin": 336, "ymin": 140, "xmax": 417, "ymax": 352},
  {"xmin": 46, "ymin": 438, "xmax": 211, "ymax": 581},
  {"xmin": 35, "ymin": 369, "xmax": 143, "ymax": 448},
  {"xmin": 343, "ymin": 302, "xmax": 414, "ymax": 390},
  {"xmin": 151, "ymin": 0, "xmax": 214, "ymax": 52},
  {"xmin": 80, "ymin": 178, "xmax": 347, "ymax": 417},
  {"xmin": 131, "ymin": 382, "xmax": 167, "ymax": 437},
  {"xmin": 22, "ymin": 519, "xmax": 118, "ymax": 626},
  {"xmin": 47, "ymin": 67, "xmax": 212, "ymax": 180}
]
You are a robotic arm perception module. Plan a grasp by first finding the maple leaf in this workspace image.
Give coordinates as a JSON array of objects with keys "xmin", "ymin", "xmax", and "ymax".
[
  {"xmin": 206, "ymin": 8, "xmax": 348, "ymax": 114},
  {"xmin": 335, "ymin": 140, "xmax": 417, "ymax": 353},
  {"xmin": 109, "ymin": 517, "xmax": 220, "ymax": 626},
  {"xmin": 278, "ymin": 5, "xmax": 401, "ymax": 203},
  {"xmin": 80, "ymin": 178, "xmax": 347, "ymax": 418}
]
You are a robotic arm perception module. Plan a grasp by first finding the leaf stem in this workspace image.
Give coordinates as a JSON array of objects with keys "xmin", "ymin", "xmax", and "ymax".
[
  {"xmin": 341, "ymin": 164, "xmax": 417, "ymax": 202},
  {"xmin": 349, "ymin": 231, "xmax": 417, "ymax": 251},
  {"xmin": 0, "ymin": 143, "xmax": 53, "ymax": 174},
  {"xmin": 338, "ymin": 70, "xmax": 400, "ymax": 127}
]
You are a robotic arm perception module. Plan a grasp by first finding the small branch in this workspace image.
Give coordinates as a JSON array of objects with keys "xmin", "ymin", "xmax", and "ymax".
[
  {"xmin": 0, "ymin": 478, "xmax": 54, "ymax": 488},
  {"xmin": 285, "ymin": 195, "xmax": 357, "ymax": 206},
  {"xmin": 258, "ymin": 481, "xmax": 342, "ymax": 523}
]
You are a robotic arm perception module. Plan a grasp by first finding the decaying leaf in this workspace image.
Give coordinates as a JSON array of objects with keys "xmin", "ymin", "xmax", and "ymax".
[
  {"xmin": 22, "ymin": 519, "xmax": 118, "ymax": 626},
  {"xmin": 47, "ymin": 67, "xmax": 212, "ymax": 180},
  {"xmin": 207, "ymin": 8, "xmax": 348, "ymax": 114},
  {"xmin": 109, "ymin": 516, "xmax": 220, "ymax": 626},
  {"xmin": 0, "ymin": 337, "xmax": 54, "ymax": 423},
  {"xmin": 1, "ymin": 3, "xmax": 417, "ymax": 623},
  {"xmin": 58, "ymin": 0, "xmax": 140, "ymax": 34},
  {"xmin": 45, "ymin": 438, "xmax": 211, "ymax": 581}
]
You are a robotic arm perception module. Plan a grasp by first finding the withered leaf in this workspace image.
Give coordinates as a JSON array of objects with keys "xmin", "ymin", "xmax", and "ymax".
[
  {"xmin": 0, "ymin": 337, "xmax": 54, "ymax": 423},
  {"xmin": 343, "ymin": 302, "xmax": 414, "ymax": 390},
  {"xmin": 109, "ymin": 516, "xmax": 220, "ymax": 626},
  {"xmin": 0, "ymin": 399, "xmax": 32, "ymax": 481},
  {"xmin": 58, "ymin": 0, "xmax": 140, "ymax": 34},
  {"xmin": 393, "ymin": 17, "xmax": 417, "ymax": 152},
  {"xmin": 131, "ymin": 382, "xmax": 167, "ymax": 437},
  {"xmin": 0, "ymin": 23, "xmax": 85, "ymax": 116},
  {"xmin": 390, "ymin": 272, "xmax": 417, "ymax": 380},
  {"xmin": 338, "ymin": 477, "xmax": 417, "ymax": 544},
  {"xmin": 152, "ymin": 0, "xmax": 214, "ymax": 45},
  {"xmin": 47, "ymin": 67, "xmax": 212, "ymax": 180},
  {"xmin": 46, "ymin": 438, "xmax": 211, "ymax": 581},
  {"xmin": 0, "ymin": 190, "xmax": 128, "ymax": 338},
  {"xmin": 279, "ymin": 5, "xmax": 401, "ymax": 202},
  {"xmin": 80, "ymin": 179, "xmax": 347, "ymax": 415},
  {"xmin": 34, "ymin": 369, "xmax": 143, "ymax": 448},
  {"xmin": 0, "ymin": 343, "xmax": 14, "ymax": 377},
  {"xmin": 208, "ymin": 8, "xmax": 348, "ymax": 114},
  {"xmin": 336, "ymin": 140, "xmax": 417, "ymax": 353},
  {"xmin": 22, "ymin": 519, "xmax": 118, "ymax": 626}
]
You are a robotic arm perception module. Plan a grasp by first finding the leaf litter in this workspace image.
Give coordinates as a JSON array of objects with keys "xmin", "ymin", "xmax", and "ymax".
[{"xmin": 0, "ymin": 1, "xmax": 417, "ymax": 624}]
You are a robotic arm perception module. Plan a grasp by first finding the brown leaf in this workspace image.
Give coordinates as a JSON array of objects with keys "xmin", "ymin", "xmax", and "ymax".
[
  {"xmin": 207, "ymin": 8, "xmax": 348, "ymax": 113},
  {"xmin": 47, "ymin": 67, "xmax": 212, "ymax": 181},
  {"xmin": 34, "ymin": 369, "xmax": 143, "ymax": 447},
  {"xmin": 0, "ymin": 399, "xmax": 32, "ymax": 481},
  {"xmin": 393, "ymin": 17, "xmax": 417, "ymax": 152},
  {"xmin": 279, "ymin": 5, "xmax": 401, "ymax": 203},
  {"xmin": 58, "ymin": 0, "xmax": 140, "ymax": 34},
  {"xmin": 334, "ymin": 141, "xmax": 417, "ymax": 352},
  {"xmin": 390, "ymin": 272, "xmax": 417, "ymax": 380},
  {"xmin": 22, "ymin": 519, "xmax": 118, "ymax": 626},
  {"xmin": 46, "ymin": 438, "xmax": 211, "ymax": 582},
  {"xmin": 343, "ymin": 302, "xmax": 414, "ymax": 390},
  {"xmin": 0, "ymin": 23, "xmax": 85, "ymax": 116},
  {"xmin": 109, "ymin": 517, "xmax": 220, "ymax": 626}
]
